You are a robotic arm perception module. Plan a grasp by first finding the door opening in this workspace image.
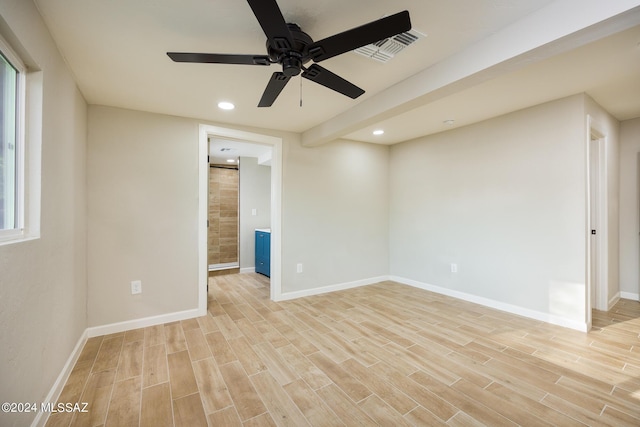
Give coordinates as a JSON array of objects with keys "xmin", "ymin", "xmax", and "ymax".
[
  {"xmin": 590, "ymin": 134, "xmax": 601, "ymax": 311},
  {"xmin": 197, "ymin": 125, "xmax": 282, "ymax": 316},
  {"xmin": 587, "ymin": 119, "xmax": 608, "ymax": 323}
]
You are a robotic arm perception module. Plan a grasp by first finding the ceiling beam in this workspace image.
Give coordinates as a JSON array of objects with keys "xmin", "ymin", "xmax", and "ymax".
[{"xmin": 301, "ymin": 0, "xmax": 640, "ymax": 147}]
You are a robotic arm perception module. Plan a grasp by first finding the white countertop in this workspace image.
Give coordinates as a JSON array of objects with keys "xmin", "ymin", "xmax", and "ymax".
[{"xmin": 255, "ymin": 228, "xmax": 271, "ymax": 233}]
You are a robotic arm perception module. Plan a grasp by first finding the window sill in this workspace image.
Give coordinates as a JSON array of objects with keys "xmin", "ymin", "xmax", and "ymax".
[{"xmin": 0, "ymin": 232, "xmax": 39, "ymax": 247}]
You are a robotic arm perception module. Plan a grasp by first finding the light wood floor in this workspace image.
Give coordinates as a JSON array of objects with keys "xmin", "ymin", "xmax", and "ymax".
[{"xmin": 46, "ymin": 274, "xmax": 640, "ymax": 426}]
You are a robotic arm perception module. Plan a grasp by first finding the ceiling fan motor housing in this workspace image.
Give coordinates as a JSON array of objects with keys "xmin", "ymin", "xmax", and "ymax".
[{"xmin": 266, "ymin": 23, "xmax": 313, "ymax": 76}]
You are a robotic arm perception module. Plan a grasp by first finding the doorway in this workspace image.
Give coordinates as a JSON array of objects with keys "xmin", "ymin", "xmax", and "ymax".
[
  {"xmin": 587, "ymin": 118, "xmax": 609, "ymax": 323},
  {"xmin": 197, "ymin": 125, "xmax": 283, "ymax": 316}
]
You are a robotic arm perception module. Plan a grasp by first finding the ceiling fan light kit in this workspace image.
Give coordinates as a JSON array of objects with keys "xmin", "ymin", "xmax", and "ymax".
[{"xmin": 167, "ymin": 0, "xmax": 411, "ymax": 107}]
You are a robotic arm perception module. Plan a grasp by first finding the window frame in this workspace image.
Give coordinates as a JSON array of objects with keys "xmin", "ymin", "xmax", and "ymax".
[{"xmin": 0, "ymin": 33, "xmax": 27, "ymax": 242}]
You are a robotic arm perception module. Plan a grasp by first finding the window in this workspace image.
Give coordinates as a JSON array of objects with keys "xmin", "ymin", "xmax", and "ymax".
[{"xmin": 0, "ymin": 34, "xmax": 26, "ymax": 242}]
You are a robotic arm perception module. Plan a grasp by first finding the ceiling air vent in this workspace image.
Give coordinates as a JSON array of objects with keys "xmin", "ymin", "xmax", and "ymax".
[{"xmin": 354, "ymin": 28, "xmax": 425, "ymax": 63}]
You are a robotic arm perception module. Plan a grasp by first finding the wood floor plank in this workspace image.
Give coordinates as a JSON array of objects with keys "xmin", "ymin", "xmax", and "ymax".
[
  {"xmin": 340, "ymin": 359, "xmax": 418, "ymax": 415},
  {"xmin": 243, "ymin": 413, "xmax": 278, "ymax": 427},
  {"xmin": 164, "ymin": 322, "xmax": 187, "ymax": 354},
  {"xmin": 409, "ymin": 370, "xmax": 518, "ymax": 426},
  {"xmin": 192, "ymin": 357, "xmax": 233, "ymax": 414},
  {"xmin": 358, "ymin": 395, "xmax": 414, "ymax": 427},
  {"xmin": 115, "ymin": 340, "xmax": 143, "ymax": 381},
  {"xmin": 600, "ymin": 405, "xmax": 640, "ymax": 427},
  {"xmin": 314, "ymin": 384, "xmax": 378, "ymax": 427},
  {"xmin": 253, "ymin": 321, "xmax": 290, "ymax": 348},
  {"xmin": 104, "ymin": 376, "xmax": 141, "ymax": 427},
  {"xmin": 452, "ymin": 379, "xmax": 553, "ymax": 427},
  {"xmin": 228, "ymin": 337, "xmax": 268, "ymax": 376},
  {"xmin": 196, "ymin": 313, "xmax": 219, "ymax": 334},
  {"xmin": 403, "ymin": 406, "xmax": 448, "ymax": 426},
  {"xmin": 123, "ymin": 328, "xmax": 145, "ymax": 343},
  {"xmin": 173, "ymin": 393, "xmax": 208, "ymax": 427},
  {"xmin": 180, "ymin": 318, "xmax": 201, "ymax": 332},
  {"xmin": 140, "ymin": 382, "xmax": 173, "ymax": 427},
  {"xmin": 143, "ymin": 324, "xmax": 165, "ymax": 347},
  {"xmin": 221, "ymin": 302, "xmax": 247, "ymax": 321},
  {"xmin": 214, "ymin": 314, "xmax": 245, "ymax": 340},
  {"xmin": 540, "ymin": 393, "xmax": 608, "ymax": 426},
  {"xmin": 276, "ymin": 344, "xmax": 332, "ymax": 390},
  {"xmin": 167, "ymin": 350, "xmax": 198, "ymax": 399},
  {"xmin": 374, "ymin": 360, "xmax": 458, "ymax": 422},
  {"xmin": 307, "ymin": 352, "xmax": 372, "ymax": 403},
  {"xmin": 77, "ymin": 337, "xmax": 104, "ymax": 365},
  {"xmin": 234, "ymin": 299, "xmax": 265, "ymax": 323},
  {"xmin": 70, "ymin": 369, "xmax": 116, "ymax": 427},
  {"xmin": 250, "ymin": 371, "xmax": 310, "ymax": 427},
  {"xmin": 207, "ymin": 407, "xmax": 242, "ymax": 427},
  {"xmin": 92, "ymin": 336, "xmax": 124, "ymax": 373},
  {"xmin": 252, "ymin": 342, "xmax": 299, "ymax": 386},
  {"xmin": 184, "ymin": 327, "xmax": 213, "ymax": 361},
  {"xmin": 142, "ymin": 343, "xmax": 168, "ymax": 388},
  {"xmin": 218, "ymin": 360, "xmax": 267, "ymax": 421},
  {"xmin": 484, "ymin": 381, "xmax": 586, "ymax": 426},
  {"xmin": 205, "ymin": 331, "xmax": 237, "ymax": 365},
  {"xmin": 299, "ymin": 329, "xmax": 350, "ymax": 364},
  {"xmin": 282, "ymin": 379, "xmax": 345, "ymax": 427},
  {"xmin": 234, "ymin": 317, "xmax": 266, "ymax": 345}
]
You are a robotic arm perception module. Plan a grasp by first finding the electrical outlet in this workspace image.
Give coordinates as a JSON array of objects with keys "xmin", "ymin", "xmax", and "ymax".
[
  {"xmin": 296, "ymin": 263, "xmax": 303, "ymax": 273},
  {"xmin": 450, "ymin": 264, "xmax": 458, "ymax": 273},
  {"xmin": 131, "ymin": 280, "xmax": 142, "ymax": 295},
  {"xmin": 252, "ymin": 208, "xmax": 257, "ymax": 216}
]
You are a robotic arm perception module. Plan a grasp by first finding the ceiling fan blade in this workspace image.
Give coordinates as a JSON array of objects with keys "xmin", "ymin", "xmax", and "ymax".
[
  {"xmin": 167, "ymin": 52, "xmax": 271, "ymax": 66},
  {"xmin": 306, "ymin": 10, "xmax": 411, "ymax": 62},
  {"xmin": 258, "ymin": 72, "xmax": 291, "ymax": 107},
  {"xmin": 246, "ymin": 0, "xmax": 294, "ymax": 51},
  {"xmin": 301, "ymin": 64, "xmax": 364, "ymax": 99}
]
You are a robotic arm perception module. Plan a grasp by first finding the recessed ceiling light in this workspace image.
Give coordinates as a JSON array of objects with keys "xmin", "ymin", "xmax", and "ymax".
[
  {"xmin": 226, "ymin": 159, "xmax": 236, "ymax": 163},
  {"xmin": 443, "ymin": 119, "xmax": 455, "ymax": 126},
  {"xmin": 218, "ymin": 101, "xmax": 235, "ymax": 110},
  {"xmin": 373, "ymin": 129, "xmax": 384, "ymax": 136}
]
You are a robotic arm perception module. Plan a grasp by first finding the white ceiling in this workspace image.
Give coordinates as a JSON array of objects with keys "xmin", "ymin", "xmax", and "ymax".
[
  {"xmin": 209, "ymin": 137, "xmax": 272, "ymax": 165},
  {"xmin": 34, "ymin": 0, "xmax": 640, "ymax": 145}
]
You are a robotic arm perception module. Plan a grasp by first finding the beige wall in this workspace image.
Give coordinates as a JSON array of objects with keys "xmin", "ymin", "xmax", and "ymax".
[
  {"xmin": 620, "ymin": 117, "xmax": 640, "ymax": 298},
  {"xmin": 282, "ymin": 138, "xmax": 390, "ymax": 292},
  {"xmin": 87, "ymin": 106, "xmax": 200, "ymax": 326},
  {"xmin": 389, "ymin": 95, "xmax": 590, "ymax": 326},
  {"xmin": 0, "ymin": 2, "xmax": 88, "ymax": 426},
  {"xmin": 239, "ymin": 157, "xmax": 271, "ymax": 270},
  {"xmin": 87, "ymin": 106, "xmax": 391, "ymax": 323}
]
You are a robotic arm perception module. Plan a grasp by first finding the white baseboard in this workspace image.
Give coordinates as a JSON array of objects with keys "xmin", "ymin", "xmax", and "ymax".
[
  {"xmin": 32, "ymin": 329, "xmax": 88, "ymax": 427},
  {"xmin": 86, "ymin": 308, "xmax": 202, "ymax": 338},
  {"xmin": 608, "ymin": 292, "xmax": 621, "ymax": 310},
  {"xmin": 277, "ymin": 276, "xmax": 391, "ymax": 301},
  {"xmin": 620, "ymin": 291, "xmax": 640, "ymax": 301},
  {"xmin": 390, "ymin": 276, "xmax": 588, "ymax": 332},
  {"xmin": 240, "ymin": 267, "xmax": 255, "ymax": 274},
  {"xmin": 209, "ymin": 262, "xmax": 239, "ymax": 271}
]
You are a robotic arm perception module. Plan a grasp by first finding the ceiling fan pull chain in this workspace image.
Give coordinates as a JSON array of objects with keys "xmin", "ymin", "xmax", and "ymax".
[{"xmin": 300, "ymin": 76, "xmax": 303, "ymax": 107}]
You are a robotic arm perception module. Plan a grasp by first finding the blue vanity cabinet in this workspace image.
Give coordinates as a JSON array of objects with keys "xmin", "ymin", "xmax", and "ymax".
[{"xmin": 255, "ymin": 229, "xmax": 271, "ymax": 277}]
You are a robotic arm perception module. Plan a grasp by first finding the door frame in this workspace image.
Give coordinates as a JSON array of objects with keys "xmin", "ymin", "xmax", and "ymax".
[
  {"xmin": 198, "ymin": 124, "xmax": 283, "ymax": 315},
  {"xmin": 586, "ymin": 115, "xmax": 609, "ymax": 326}
]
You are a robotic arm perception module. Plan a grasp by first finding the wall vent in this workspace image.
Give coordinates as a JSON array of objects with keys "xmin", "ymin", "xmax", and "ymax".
[{"xmin": 354, "ymin": 28, "xmax": 425, "ymax": 63}]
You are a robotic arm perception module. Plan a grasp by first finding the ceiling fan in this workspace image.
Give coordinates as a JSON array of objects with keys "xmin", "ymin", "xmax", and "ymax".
[{"xmin": 167, "ymin": 0, "xmax": 411, "ymax": 107}]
